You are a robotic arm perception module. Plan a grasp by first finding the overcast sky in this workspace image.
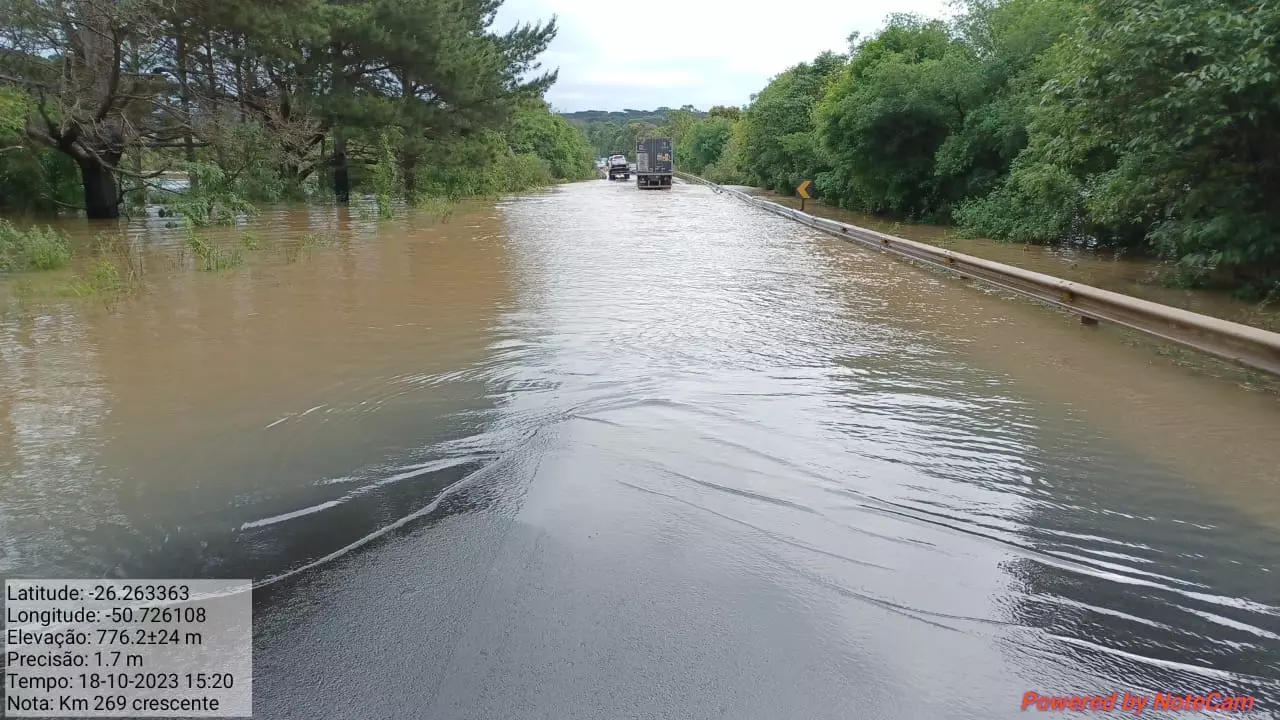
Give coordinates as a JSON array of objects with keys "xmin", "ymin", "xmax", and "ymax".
[{"xmin": 495, "ymin": 0, "xmax": 954, "ymax": 112}]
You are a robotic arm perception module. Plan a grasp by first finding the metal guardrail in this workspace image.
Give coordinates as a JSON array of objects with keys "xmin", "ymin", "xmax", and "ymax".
[{"xmin": 675, "ymin": 171, "xmax": 1280, "ymax": 377}]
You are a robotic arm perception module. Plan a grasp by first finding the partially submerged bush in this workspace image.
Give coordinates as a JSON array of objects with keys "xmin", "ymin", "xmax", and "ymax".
[{"xmin": 0, "ymin": 219, "xmax": 72, "ymax": 271}]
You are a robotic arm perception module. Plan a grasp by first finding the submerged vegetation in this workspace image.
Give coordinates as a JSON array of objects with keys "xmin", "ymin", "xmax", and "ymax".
[
  {"xmin": 0, "ymin": 0, "xmax": 597, "ymax": 307},
  {"xmin": 0, "ymin": 0, "xmax": 596, "ymax": 227},
  {"xmin": 572, "ymin": 0, "xmax": 1280, "ymax": 295},
  {"xmin": 0, "ymin": 220, "xmax": 71, "ymax": 272}
]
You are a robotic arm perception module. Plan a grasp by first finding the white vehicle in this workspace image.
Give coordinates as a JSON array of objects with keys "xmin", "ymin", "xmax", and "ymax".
[{"xmin": 607, "ymin": 154, "xmax": 630, "ymax": 180}]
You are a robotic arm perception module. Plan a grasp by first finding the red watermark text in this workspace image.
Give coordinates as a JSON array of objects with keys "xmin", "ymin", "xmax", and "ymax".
[{"xmin": 1020, "ymin": 691, "xmax": 1256, "ymax": 714}]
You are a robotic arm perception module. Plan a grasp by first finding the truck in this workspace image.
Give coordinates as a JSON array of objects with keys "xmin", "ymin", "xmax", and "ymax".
[
  {"xmin": 606, "ymin": 154, "xmax": 630, "ymax": 180},
  {"xmin": 635, "ymin": 137, "xmax": 673, "ymax": 189}
]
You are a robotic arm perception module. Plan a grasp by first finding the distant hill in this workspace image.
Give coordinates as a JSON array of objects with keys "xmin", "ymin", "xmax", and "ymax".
[
  {"xmin": 560, "ymin": 107, "xmax": 708, "ymax": 125},
  {"xmin": 561, "ymin": 106, "xmax": 713, "ymax": 159}
]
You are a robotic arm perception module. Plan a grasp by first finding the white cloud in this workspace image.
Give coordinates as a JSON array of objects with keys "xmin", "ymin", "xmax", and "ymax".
[{"xmin": 497, "ymin": 0, "xmax": 954, "ymax": 111}]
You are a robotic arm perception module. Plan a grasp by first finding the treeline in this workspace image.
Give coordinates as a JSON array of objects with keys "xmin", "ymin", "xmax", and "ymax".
[
  {"xmin": 0, "ymin": 0, "xmax": 597, "ymax": 220},
  {"xmin": 604, "ymin": 0, "xmax": 1279, "ymax": 293},
  {"xmin": 562, "ymin": 107, "xmax": 705, "ymax": 128},
  {"xmin": 566, "ymin": 105, "xmax": 709, "ymax": 160}
]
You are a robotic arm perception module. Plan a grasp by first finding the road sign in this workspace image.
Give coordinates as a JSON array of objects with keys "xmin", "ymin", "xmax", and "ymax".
[{"xmin": 796, "ymin": 179, "xmax": 813, "ymax": 199}]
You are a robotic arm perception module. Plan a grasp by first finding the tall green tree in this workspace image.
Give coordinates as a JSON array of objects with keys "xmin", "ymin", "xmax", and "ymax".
[
  {"xmin": 817, "ymin": 16, "xmax": 982, "ymax": 217},
  {"xmin": 339, "ymin": 0, "xmax": 556, "ymax": 199},
  {"xmin": 737, "ymin": 50, "xmax": 844, "ymax": 194},
  {"xmin": 934, "ymin": 0, "xmax": 1080, "ymax": 203},
  {"xmin": 506, "ymin": 98, "xmax": 594, "ymax": 181},
  {"xmin": 687, "ymin": 116, "xmax": 734, "ymax": 173},
  {"xmin": 958, "ymin": 0, "xmax": 1280, "ymax": 287}
]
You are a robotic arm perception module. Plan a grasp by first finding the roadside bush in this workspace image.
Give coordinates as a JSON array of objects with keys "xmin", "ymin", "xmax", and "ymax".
[{"xmin": 0, "ymin": 220, "xmax": 71, "ymax": 271}]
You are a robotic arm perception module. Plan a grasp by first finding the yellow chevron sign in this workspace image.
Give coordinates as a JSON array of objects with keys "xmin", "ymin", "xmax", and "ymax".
[{"xmin": 797, "ymin": 179, "xmax": 813, "ymax": 199}]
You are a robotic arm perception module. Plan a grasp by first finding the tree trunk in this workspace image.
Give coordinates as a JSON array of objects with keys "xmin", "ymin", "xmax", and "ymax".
[
  {"xmin": 400, "ymin": 151, "xmax": 418, "ymax": 200},
  {"xmin": 78, "ymin": 156, "xmax": 121, "ymax": 220},
  {"xmin": 175, "ymin": 32, "xmax": 198, "ymax": 191},
  {"xmin": 234, "ymin": 45, "xmax": 247, "ymax": 122},
  {"xmin": 332, "ymin": 129, "xmax": 350, "ymax": 203}
]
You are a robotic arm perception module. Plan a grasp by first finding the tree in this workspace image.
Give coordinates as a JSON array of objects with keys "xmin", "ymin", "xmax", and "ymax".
[
  {"xmin": 708, "ymin": 105, "xmax": 741, "ymax": 121},
  {"xmin": 958, "ymin": 0, "xmax": 1280, "ymax": 287},
  {"xmin": 817, "ymin": 15, "xmax": 983, "ymax": 217},
  {"xmin": 506, "ymin": 98, "xmax": 594, "ymax": 180},
  {"xmin": 341, "ymin": 0, "xmax": 556, "ymax": 200},
  {"xmin": 612, "ymin": 121, "xmax": 657, "ymax": 159},
  {"xmin": 0, "ymin": 0, "xmax": 561, "ymax": 215},
  {"xmin": 688, "ymin": 116, "xmax": 733, "ymax": 173},
  {"xmin": 0, "ymin": 86, "xmax": 80, "ymax": 212},
  {"xmin": 0, "ymin": 0, "xmax": 176, "ymax": 218},
  {"xmin": 934, "ymin": 0, "xmax": 1081, "ymax": 203},
  {"xmin": 737, "ymin": 50, "xmax": 845, "ymax": 194}
]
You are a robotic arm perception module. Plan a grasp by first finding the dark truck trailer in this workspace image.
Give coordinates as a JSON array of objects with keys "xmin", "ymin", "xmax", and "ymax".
[{"xmin": 635, "ymin": 137, "xmax": 673, "ymax": 189}]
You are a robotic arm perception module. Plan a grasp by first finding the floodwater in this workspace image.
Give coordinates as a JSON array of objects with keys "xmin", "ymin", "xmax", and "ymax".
[
  {"xmin": 746, "ymin": 189, "xmax": 1280, "ymax": 333},
  {"xmin": 2, "ymin": 179, "xmax": 1279, "ymax": 718}
]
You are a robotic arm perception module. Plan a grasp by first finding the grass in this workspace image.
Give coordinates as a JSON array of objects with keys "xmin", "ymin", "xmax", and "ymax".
[
  {"xmin": 183, "ymin": 230, "xmax": 243, "ymax": 272},
  {"xmin": 59, "ymin": 233, "xmax": 148, "ymax": 307},
  {"xmin": 415, "ymin": 195, "xmax": 457, "ymax": 222},
  {"xmin": 0, "ymin": 220, "xmax": 72, "ymax": 272},
  {"xmin": 95, "ymin": 232, "xmax": 145, "ymax": 287},
  {"xmin": 284, "ymin": 231, "xmax": 339, "ymax": 263}
]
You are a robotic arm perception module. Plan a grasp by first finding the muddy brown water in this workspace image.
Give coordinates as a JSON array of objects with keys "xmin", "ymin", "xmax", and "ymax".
[
  {"xmin": 1, "ymin": 180, "xmax": 1278, "ymax": 718},
  {"xmin": 743, "ymin": 188, "xmax": 1280, "ymax": 334}
]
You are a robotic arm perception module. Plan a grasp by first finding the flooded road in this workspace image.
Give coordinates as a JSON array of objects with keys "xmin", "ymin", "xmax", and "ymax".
[
  {"xmin": 2, "ymin": 179, "xmax": 1280, "ymax": 718},
  {"xmin": 746, "ymin": 188, "xmax": 1280, "ymax": 333}
]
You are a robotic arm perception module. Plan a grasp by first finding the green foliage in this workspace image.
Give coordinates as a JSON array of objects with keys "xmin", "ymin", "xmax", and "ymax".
[
  {"xmin": 703, "ymin": 119, "xmax": 751, "ymax": 185},
  {"xmin": 739, "ymin": 51, "xmax": 845, "ymax": 194},
  {"xmin": 565, "ymin": 106, "xmax": 706, "ymax": 158},
  {"xmin": 949, "ymin": 0, "xmax": 1280, "ymax": 286},
  {"xmin": 506, "ymin": 100, "xmax": 596, "ymax": 180},
  {"xmin": 818, "ymin": 16, "xmax": 983, "ymax": 217},
  {"xmin": 501, "ymin": 153, "xmax": 556, "ymax": 192},
  {"xmin": 169, "ymin": 163, "xmax": 259, "ymax": 227},
  {"xmin": 89, "ymin": 260, "xmax": 123, "ymax": 293},
  {"xmin": 687, "ymin": 117, "xmax": 734, "ymax": 174},
  {"xmin": 0, "ymin": 87, "xmax": 81, "ymax": 214},
  {"xmin": 997, "ymin": 0, "xmax": 1280, "ymax": 283},
  {"xmin": 182, "ymin": 221, "xmax": 243, "ymax": 271},
  {"xmin": 0, "ymin": 86, "xmax": 24, "ymax": 136},
  {"xmin": 708, "ymin": 105, "xmax": 742, "ymax": 121},
  {"xmin": 56, "ymin": 241, "xmax": 142, "ymax": 304},
  {"xmin": 207, "ymin": 122, "xmax": 310, "ymax": 204},
  {"xmin": 953, "ymin": 154, "xmax": 1085, "ymax": 242},
  {"xmin": 562, "ymin": 107, "xmax": 702, "ymax": 125},
  {"xmin": 373, "ymin": 130, "xmax": 403, "ymax": 219},
  {"xmin": 662, "ymin": 110, "xmax": 699, "ymax": 169},
  {"xmin": 0, "ymin": 220, "xmax": 71, "ymax": 272},
  {"xmin": 402, "ymin": 127, "xmax": 555, "ymax": 200},
  {"xmin": 0, "ymin": 0, "xmax": 566, "ymax": 217},
  {"xmin": 285, "ymin": 231, "xmax": 339, "ymax": 263},
  {"xmin": 569, "ymin": 104, "xmax": 750, "ymax": 181},
  {"xmin": 415, "ymin": 196, "xmax": 457, "ymax": 221}
]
